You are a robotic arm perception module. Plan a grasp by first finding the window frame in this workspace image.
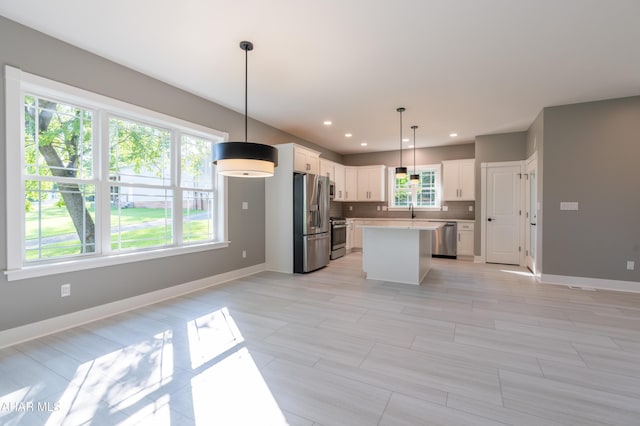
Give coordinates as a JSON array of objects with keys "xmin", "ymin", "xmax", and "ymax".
[
  {"xmin": 4, "ymin": 66, "xmax": 229, "ymax": 281},
  {"xmin": 387, "ymin": 163, "xmax": 442, "ymax": 211}
]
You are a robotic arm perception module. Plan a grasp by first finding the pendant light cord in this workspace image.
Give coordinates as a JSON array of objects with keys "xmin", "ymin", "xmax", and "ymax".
[
  {"xmin": 239, "ymin": 40, "xmax": 254, "ymax": 143},
  {"xmin": 412, "ymin": 125, "xmax": 417, "ymax": 173},
  {"xmin": 244, "ymin": 44, "xmax": 248, "ymax": 143},
  {"xmin": 400, "ymin": 110, "xmax": 402, "ymax": 166},
  {"xmin": 398, "ymin": 108, "xmax": 404, "ymax": 167}
]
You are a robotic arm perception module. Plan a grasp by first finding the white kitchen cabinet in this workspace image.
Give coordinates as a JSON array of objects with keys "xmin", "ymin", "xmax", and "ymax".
[
  {"xmin": 442, "ymin": 159, "xmax": 475, "ymax": 201},
  {"xmin": 334, "ymin": 163, "xmax": 345, "ymax": 200},
  {"xmin": 294, "ymin": 145, "xmax": 320, "ymax": 174},
  {"xmin": 357, "ymin": 165, "xmax": 386, "ymax": 201},
  {"xmin": 319, "ymin": 158, "xmax": 334, "ymax": 181},
  {"xmin": 457, "ymin": 222, "xmax": 474, "ymax": 256},
  {"xmin": 352, "ymin": 220, "xmax": 364, "ymax": 249},
  {"xmin": 344, "ymin": 167, "xmax": 358, "ymax": 201}
]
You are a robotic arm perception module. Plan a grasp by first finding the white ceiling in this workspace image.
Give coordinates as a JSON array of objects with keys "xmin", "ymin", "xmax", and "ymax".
[{"xmin": 2, "ymin": 0, "xmax": 640, "ymax": 155}]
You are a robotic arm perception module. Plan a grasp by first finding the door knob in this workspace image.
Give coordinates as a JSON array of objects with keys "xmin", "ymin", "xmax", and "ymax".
[{"xmin": 488, "ymin": 218, "xmax": 495, "ymax": 221}]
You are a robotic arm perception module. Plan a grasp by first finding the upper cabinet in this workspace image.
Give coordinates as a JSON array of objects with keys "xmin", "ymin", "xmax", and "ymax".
[
  {"xmin": 319, "ymin": 158, "xmax": 334, "ymax": 181},
  {"xmin": 294, "ymin": 145, "xmax": 320, "ymax": 174},
  {"xmin": 442, "ymin": 159, "xmax": 475, "ymax": 201},
  {"xmin": 344, "ymin": 167, "xmax": 358, "ymax": 201},
  {"xmin": 303, "ymin": 153, "xmax": 386, "ymax": 203},
  {"xmin": 357, "ymin": 165, "xmax": 386, "ymax": 201},
  {"xmin": 333, "ymin": 163, "xmax": 345, "ymax": 201}
]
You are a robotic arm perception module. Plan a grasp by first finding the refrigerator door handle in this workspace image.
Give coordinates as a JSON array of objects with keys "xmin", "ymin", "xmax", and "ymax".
[{"xmin": 317, "ymin": 180, "xmax": 322, "ymax": 228}]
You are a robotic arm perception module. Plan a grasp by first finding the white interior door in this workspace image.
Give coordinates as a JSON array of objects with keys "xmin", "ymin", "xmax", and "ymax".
[
  {"xmin": 486, "ymin": 164, "xmax": 521, "ymax": 265},
  {"xmin": 525, "ymin": 158, "xmax": 537, "ymax": 272}
]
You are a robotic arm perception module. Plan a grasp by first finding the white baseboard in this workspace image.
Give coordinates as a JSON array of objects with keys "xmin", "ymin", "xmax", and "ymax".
[
  {"xmin": 0, "ymin": 263, "xmax": 267, "ymax": 350},
  {"xmin": 541, "ymin": 273, "xmax": 640, "ymax": 293}
]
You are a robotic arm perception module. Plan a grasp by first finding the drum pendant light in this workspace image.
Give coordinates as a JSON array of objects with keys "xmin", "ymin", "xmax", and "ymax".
[
  {"xmin": 395, "ymin": 107, "xmax": 407, "ymax": 178},
  {"xmin": 213, "ymin": 41, "xmax": 278, "ymax": 177},
  {"xmin": 410, "ymin": 125, "xmax": 420, "ymax": 185}
]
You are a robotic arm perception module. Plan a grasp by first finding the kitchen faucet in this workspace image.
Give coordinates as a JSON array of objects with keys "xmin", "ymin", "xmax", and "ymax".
[{"xmin": 409, "ymin": 203, "xmax": 416, "ymax": 219}]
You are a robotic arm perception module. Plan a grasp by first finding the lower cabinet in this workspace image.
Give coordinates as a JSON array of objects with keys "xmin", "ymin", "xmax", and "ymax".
[
  {"xmin": 346, "ymin": 220, "xmax": 354, "ymax": 251},
  {"xmin": 457, "ymin": 222, "xmax": 474, "ymax": 256},
  {"xmin": 353, "ymin": 220, "xmax": 364, "ymax": 249}
]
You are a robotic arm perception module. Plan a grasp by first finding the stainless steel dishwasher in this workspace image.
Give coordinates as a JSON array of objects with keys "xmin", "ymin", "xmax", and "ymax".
[{"xmin": 432, "ymin": 221, "xmax": 457, "ymax": 258}]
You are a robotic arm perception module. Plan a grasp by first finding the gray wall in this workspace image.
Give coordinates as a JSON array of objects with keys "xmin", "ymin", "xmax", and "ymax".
[
  {"xmin": 542, "ymin": 96, "xmax": 640, "ymax": 282},
  {"xmin": 0, "ymin": 17, "xmax": 330, "ymax": 332},
  {"xmin": 474, "ymin": 132, "xmax": 527, "ymax": 254}
]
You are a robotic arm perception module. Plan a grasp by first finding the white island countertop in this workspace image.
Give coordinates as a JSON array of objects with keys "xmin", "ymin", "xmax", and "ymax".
[
  {"xmin": 360, "ymin": 223, "xmax": 444, "ymax": 285},
  {"xmin": 358, "ymin": 223, "xmax": 444, "ymax": 230}
]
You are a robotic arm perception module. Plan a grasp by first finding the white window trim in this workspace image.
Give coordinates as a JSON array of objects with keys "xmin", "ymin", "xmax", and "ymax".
[
  {"xmin": 387, "ymin": 163, "xmax": 442, "ymax": 211},
  {"xmin": 4, "ymin": 65, "xmax": 229, "ymax": 281}
]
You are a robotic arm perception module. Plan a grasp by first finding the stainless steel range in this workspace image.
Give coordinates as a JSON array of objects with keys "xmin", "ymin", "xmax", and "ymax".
[{"xmin": 330, "ymin": 217, "xmax": 347, "ymax": 260}]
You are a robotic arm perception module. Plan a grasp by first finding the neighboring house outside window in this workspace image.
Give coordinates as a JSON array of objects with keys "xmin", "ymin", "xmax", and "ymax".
[
  {"xmin": 388, "ymin": 164, "xmax": 441, "ymax": 210},
  {"xmin": 4, "ymin": 66, "xmax": 228, "ymax": 280}
]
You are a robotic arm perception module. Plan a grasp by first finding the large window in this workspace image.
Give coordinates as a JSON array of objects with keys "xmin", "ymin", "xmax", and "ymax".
[
  {"xmin": 24, "ymin": 96, "xmax": 96, "ymax": 261},
  {"xmin": 5, "ymin": 66, "xmax": 227, "ymax": 279},
  {"xmin": 388, "ymin": 165, "xmax": 441, "ymax": 210}
]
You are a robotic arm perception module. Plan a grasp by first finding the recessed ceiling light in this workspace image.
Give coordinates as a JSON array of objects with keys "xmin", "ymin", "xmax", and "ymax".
[
  {"xmin": 323, "ymin": 120, "xmax": 332, "ymax": 126},
  {"xmin": 345, "ymin": 133, "xmax": 352, "ymax": 138},
  {"xmin": 402, "ymin": 138, "xmax": 410, "ymax": 142},
  {"xmin": 449, "ymin": 133, "xmax": 458, "ymax": 137},
  {"xmin": 408, "ymin": 145, "xmax": 414, "ymax": 148},
  {"xmin": 360, "ymin": 142, "xmax": 368, "ymax": 146}
]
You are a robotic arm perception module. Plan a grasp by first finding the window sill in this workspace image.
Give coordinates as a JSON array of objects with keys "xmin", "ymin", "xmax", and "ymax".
[{"xmin": 4, "ymin": 241, "xmax": 230, "ymax": 281}]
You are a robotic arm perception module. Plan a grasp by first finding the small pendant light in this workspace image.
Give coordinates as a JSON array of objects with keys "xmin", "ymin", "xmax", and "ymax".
[
  {"xmin": 410, "ymin": 125, "xmax": 420, "ymax": 185},
  {"xmin": 395, "ymin": 107, "xmax": 407, "ymax": 178},
  {"xmin": 213, "ymin": 41, "xmax": 278, "ymax": 177}
]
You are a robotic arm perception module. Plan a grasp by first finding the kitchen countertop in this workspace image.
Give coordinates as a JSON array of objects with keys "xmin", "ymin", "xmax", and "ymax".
[
  {"xmin": 347, "ymin": 217, "xmax": 475, "ymax": 223},
  {"xmin": 358, "ymin": 223, "xmax": 444, "ymax": 230}
]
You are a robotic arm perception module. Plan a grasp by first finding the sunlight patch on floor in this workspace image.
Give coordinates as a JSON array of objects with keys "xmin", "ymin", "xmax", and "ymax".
[
  {"xmin": 190, "ymin": 346, "xmax": 287, "ymax": 425},
  {"xmin": 44, "ymin": 329, "xmax": 174, "ymax": 425},
  {"xmin": 500, "ymin": 269, "xmax": 534, "ymax": 277},
  {"xmin": 4, "ymin": 308, "xmax": 287, "ymax": 424},
  {"xmin": 187, "ymin": 307, "xmax": 244, "ymax": 370}
]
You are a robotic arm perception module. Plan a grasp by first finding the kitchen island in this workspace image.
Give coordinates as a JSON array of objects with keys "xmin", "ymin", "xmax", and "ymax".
[{"xmin": 360, "ymin": 223, "xmax": 444, "ymax": 285}]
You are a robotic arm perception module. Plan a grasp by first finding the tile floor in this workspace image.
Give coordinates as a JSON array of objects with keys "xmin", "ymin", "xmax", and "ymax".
[{"xmin": 2, "ymin": 253, "xmax": 640, "ymax": 425}]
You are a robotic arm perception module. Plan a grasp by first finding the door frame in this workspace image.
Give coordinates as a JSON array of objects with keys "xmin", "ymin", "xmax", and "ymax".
[
  {"xmin": 480, "ymin": 160, "xmax": 526, "ymax": 265},
  {"xmin": 525, "ymin": 152, "xmax": 538, "ymax": 274}
]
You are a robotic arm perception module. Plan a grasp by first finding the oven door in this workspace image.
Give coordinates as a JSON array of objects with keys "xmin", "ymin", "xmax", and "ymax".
[{"xmin": 331, "ymin": 223, "xmax": 347, "ymax": 250}]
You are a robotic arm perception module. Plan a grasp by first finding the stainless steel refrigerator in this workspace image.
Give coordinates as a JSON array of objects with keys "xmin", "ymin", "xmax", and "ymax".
[{"xmin": 294, "ymin": 173, "xmax": 330, "ymax": 273}]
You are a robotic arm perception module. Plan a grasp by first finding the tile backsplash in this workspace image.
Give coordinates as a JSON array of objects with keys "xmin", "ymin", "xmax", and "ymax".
[{"xmin": 333, "ymin": 201, "xmax": 475, "ymax": 220}]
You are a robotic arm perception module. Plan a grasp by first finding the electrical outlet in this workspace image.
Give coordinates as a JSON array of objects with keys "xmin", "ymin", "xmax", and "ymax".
[
  {"xmin": 376, "ymin": 206, "xmax": 380, "ymax": 211},
  {"xmin": 560, "ymin": 202, "xmax": 579, "ymax": 211},
  {"xmin": 61, "ymin": 283, "xmax": 71, "ymax": 297},
  {"xmin": 442, "ymin": 205, "xmax": 449, "ymax": 212},
  {"xmin": 242, "ymin": 202, "xmax": 248, "ymax": 210},
  {"xmin": 242, "ymin": 250, "xmax": 247, "ymax": 259},
  {"xmin": 468, "ymin": 205, "xmax": 473, "ymax": 212},
  {"xmin": 349, "ymin": 206, "xmax": 353, "ymax": 211},
  {"xmin": 627, "ymin": 261, "xmax": 635, "ymax": 270}
]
